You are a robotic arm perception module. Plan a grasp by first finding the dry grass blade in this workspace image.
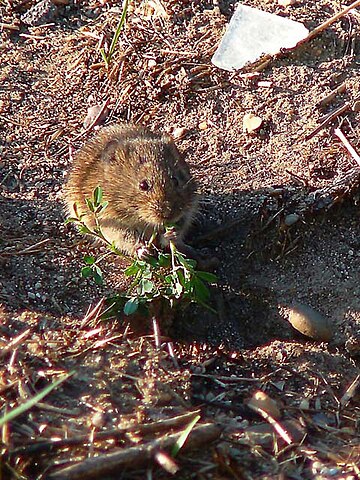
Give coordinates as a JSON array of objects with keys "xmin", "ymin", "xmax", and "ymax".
[
  {"xmin": 171, "ymin": 414, "xmax": 201, "ymax": 457},
  {"xmin": 340, "ymin": 374, "xmax": 360, "ymax": 408},
  {"xmin": 0, "ymin": 372, "xmax": 74, "ymax": 428},
  {"xmin": 246, "ymin": 404, "xmax": 292, "ymax": 445},
  {"xmin": 80, "ymin": 298, "xmax": 105, "ymax": 327}
]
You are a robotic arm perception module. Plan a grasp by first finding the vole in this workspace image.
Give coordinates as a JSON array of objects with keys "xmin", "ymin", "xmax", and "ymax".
[{"xmin": 64, "ymin": 123, "xmax": 199, "ymax": 258}]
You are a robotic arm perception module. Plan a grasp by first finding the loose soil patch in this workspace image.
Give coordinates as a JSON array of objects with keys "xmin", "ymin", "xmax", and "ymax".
[{"xmin": 1, "ymin": 0, "xmax": 359, "ymax": 478}]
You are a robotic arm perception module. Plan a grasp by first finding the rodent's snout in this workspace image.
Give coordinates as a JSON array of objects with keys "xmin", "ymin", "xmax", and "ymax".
[
  {"xmin": 144, "ymin": 199, "xmax": 181, "ymax": 225},
  {"xmin": 157, "ymin": 200, "xmax": 177, "ymax": 221}
]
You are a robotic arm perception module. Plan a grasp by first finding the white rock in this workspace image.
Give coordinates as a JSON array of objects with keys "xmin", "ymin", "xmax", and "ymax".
[{"xmin": 212, "ymin": 4, "xmax": 308, "ymax": 71}]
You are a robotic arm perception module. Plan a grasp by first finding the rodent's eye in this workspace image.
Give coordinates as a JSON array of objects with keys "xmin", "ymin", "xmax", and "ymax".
[{"xmin": 139, "ymin": 179, "xmax": 150, "ymax": 191}]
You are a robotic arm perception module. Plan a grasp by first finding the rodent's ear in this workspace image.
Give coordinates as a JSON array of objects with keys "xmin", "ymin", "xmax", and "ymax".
[{"xmin": 100, "ymin": 139, "xmax": 121, "ymax": 163}]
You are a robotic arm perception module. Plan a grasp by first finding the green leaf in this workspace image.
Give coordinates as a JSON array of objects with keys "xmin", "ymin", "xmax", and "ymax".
[
  {"xmin": 100, "ymin": 48, "xmax": 109, "ymax": 66},
  {"xmin": 176, "ymin": 253, "xmax": 197, "ymax": 270},
  {"xmin": 171, "ymin": 415, "xmax": 201, "ymax": 457},
  {"xmin": 0, "ymin": 371, "xmax": 74, "ymax": 428},
  {"xmin": 84, "ymin": 255, "xmax": 95, "ymax": 265},
  {"xmin": 93, "ymin": 265, "xmax": 103, "ymax": 285},
  {"xmin": 95, "ymin": 201, "xmax": 108, "ymax": 214},
  {"xmin": 142, "ymin": 279, "xmax": 154, "ymax": 294},
  {"xmin": 124, "ymin": 263, "xmax": 140, "ymax": 276},
  {"xmin": 158, "ymin": 253, "xmax": 170, "ymax": 267},
  {"xmin": 175, "ymin": 252, "xmax": 188, "ymax": 266},
  {"xmin": 136, "ymin": 278, "xmax": 152, "ymax": 296},
  {"xmin": 145, "ymin": 256, "xmax": 159, "ymax": 268},
  {"xmin": 175, "ymin": 282, "xmax": 183, "ymax": 297},
  {"xmin": 124, "ymin": 297, "xmax": 139, "ymax": 316},
  {"xmin": 85, "ymin": 198, "xmax": 94, "ymax": 212},
  {"xmin": 64, "ymin": 217, "xmax": 79, "ymax": 224},
  {"xmin": 175, "ymin": 269, "xmax": 187, "ymax": 291},
  {"xmin": 110, "ymin": 242, "xmax": 123, "ymax": 255},
  {"xmin": 81, "ymin": 266, "xmax": 93, "ymax": 278},
  {"xmin": 78, "ymin": 225, "xmax": 93, "ymax": 235},
  {"xmin": 93, "ymin": 186, "xmax": 103, "ymax": 206},
  {"xmin": 195, "ymin": 271, "xmax": 218, "ymax": 283},
  {"xmin": 186, "ymin": 259, "xmax": 197, "ymax": 269},
  {"xmin": 193, "ymin": 277, "xmax": 210, "ymax": 303}
]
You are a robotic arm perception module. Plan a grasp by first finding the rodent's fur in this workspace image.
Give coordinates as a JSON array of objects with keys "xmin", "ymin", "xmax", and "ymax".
[{"xmin": 64, "ymin": 124, "xmax": 198, "ymax": 256}]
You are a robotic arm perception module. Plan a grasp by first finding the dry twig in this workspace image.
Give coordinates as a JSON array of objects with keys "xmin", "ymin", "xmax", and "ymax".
[
  {"xmin": 10, "ymin": 410, "xmax": 202, "ymax": 457},
  {"xmin": 316, "ymin": 83, "xmax": 347, "ymax": 109},
  {"xmin": 0, "ymin": 329, "xmax": 31, "ymax": 359},
  {"xmin": 334, "ymin": 128, "xmax": 360, "ymax": 168},
  {"xmin": 300, "ymin": 0, "xmax": 360, "ymax": 45},
  {"xmin": 47, "ymin": 423, "xmax": 222, "ymax": 480}
]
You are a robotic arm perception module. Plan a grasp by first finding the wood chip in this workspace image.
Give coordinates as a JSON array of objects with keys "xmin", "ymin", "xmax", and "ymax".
[{"xmin": 246, "ymin": 390, "xmax": 281, "ymax": 419}]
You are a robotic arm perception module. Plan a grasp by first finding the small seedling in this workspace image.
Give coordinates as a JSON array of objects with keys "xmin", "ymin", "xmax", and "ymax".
[
  {"xmin": 67, "ymin": 187, "xmax": 217, "ymax": 319},
  {"xmin": 100, "ymin": 0, "xmax": 129, "ymax": 69}
]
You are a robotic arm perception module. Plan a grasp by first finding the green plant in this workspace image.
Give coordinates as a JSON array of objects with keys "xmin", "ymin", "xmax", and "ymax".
[
  {"xmin": 100, "ymin": 0, "xmax": 129, "ymax": 69},
  {"xmin": 67, "ymin": 187, "xmax": 217, "ymax": 319},
  {"xmin": 66, "ymin": 186, "xmax": 115, "ymax": 286}
]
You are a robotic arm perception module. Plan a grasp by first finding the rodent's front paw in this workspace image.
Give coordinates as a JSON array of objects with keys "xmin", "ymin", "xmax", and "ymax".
[
  {"xmin": 136, "ymin": 245, "xmax": 152, "ymax": 260},
  {"xmin": 163, "ymin": 228, "xmax": 178, "ymax": 243}
]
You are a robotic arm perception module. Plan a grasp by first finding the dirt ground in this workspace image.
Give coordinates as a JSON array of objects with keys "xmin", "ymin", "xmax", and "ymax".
[{"xmin": 1, "ymin": 0, "xmax": 360, "ymax": 478}]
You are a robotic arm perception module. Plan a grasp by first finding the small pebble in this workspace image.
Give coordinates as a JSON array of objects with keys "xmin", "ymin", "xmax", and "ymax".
[
  {"xmin": 28, "ymin": 292, "xmax": 36, "ymax": 300},
  {"xmin": 278, "ymin": 0, "xmax": 297, "ymax": 5},
  {"xmin": 243, "ymin": 113, "xmax": 263, "ymax": 133},
  {"xmin": 198, "ymin": 121, "xmax": 208, "ymax": 130},
  {"xmin": 284, "ymin": 213, "xmax": 300, "ymax": 226},
  {"xmin": 147, "ymin": 59, "xmax": 157, "ymax": 69},
  {"xmin": 172, "ymin": 127, "xmax": 188, "ymax": 139},
  {"xmin": 352, "ymin": 100, "xmax": 360, "ymax": 112},
  {"xmin": 91, "ymin": 411, "xmax": 106, "ymax": 428},
  {"xmin": 288, "ymin": 303, "xmax": 333, "ymax": 342}
]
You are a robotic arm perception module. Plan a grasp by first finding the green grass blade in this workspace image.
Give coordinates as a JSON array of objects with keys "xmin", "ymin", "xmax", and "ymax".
[
  {"xmin": 171, "ymin": 414, "xmax": 201, "ymax": 457},
  {"xmin": 107, "ymin": 0, "xmax": 129, "ymax": 62},
  {"xmin": 99, "ymin": 48, "xmax": 109, "ymax": 67},
  {"xmin": 0, "ymin": 371, "xmax": 74, "ymax": 427}
]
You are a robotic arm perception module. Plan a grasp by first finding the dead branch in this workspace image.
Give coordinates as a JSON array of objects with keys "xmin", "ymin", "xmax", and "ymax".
[
  {"xmin": 10, "ymin": 410, "xmax": 202, "ymax": 457},
  {"xmin": 304, "ymin": 102, "xmax": 351, "ymax": 141},
  {"xmin": 46, "ymin": 423, "xmax": 222, "ymax": 480},
  {"xmin": 300, "ymin": 0, "xmax": 360, "ymax": 45},
  {"xmin": 316, "ymin": 82, "xmax": 346, "ymax": 109}
]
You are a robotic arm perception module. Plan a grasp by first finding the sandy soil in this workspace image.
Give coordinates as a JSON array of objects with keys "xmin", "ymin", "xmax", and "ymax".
[{"xmin": 1, "ymin": 0, "xmax": 359, "ymax": 478}]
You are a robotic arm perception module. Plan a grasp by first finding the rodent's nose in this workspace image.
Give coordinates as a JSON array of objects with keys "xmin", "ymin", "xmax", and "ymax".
[{"xmin": 160, "ymin": 201, "xmax": 175, "ymax": 221}]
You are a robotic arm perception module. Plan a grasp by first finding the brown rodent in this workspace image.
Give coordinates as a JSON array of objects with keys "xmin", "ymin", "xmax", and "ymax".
[{"xmin": 64, "ymin": 123, "xmax": 199, "ymax": 257}]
